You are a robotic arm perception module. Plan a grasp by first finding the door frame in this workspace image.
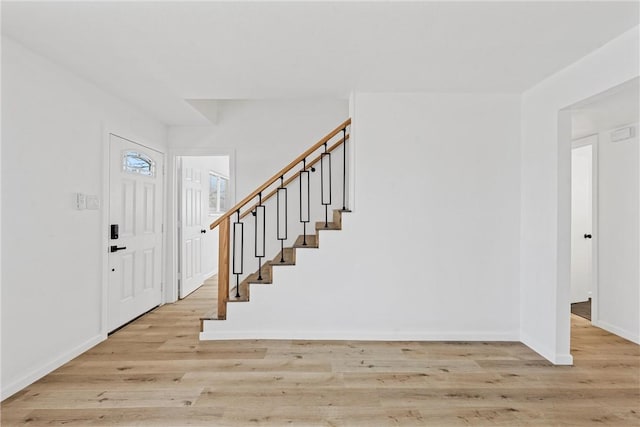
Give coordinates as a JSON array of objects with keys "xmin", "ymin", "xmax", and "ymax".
[
  {"xmin": 166, "ymin": 147, "xmax": 236, "ymax": 303},
  {"xmin": 571, "ymin": 134, "xmax": 599, "ymax": 322},
  {"xmin": 101, "ymin": 127, "xmax": 167, "ymax": 337}
]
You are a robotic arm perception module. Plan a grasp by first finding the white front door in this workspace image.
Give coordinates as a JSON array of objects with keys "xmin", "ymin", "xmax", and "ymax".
[
  {"xmin": 108, "ymin": 134, "xmax": 164, "ymax": 332},
  {"xmin": 571, "ymin": 140, "xmax": 594, "ymax": 304},
  {"xmin": 179, "ymin": 158, "xmax": 208, "ymax": 298}
]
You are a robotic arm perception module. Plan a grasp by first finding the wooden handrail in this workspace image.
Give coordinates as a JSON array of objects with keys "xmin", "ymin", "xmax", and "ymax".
[
  {"xmin": 210, "ymin": 117, "xmax": 351, "ymax": 230},
  {"xmin": 239, "ymin": 134, "xmax": 350, "ymax": 220}
]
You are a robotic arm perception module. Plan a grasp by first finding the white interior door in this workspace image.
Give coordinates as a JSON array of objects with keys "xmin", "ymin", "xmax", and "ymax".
[
  {"xmin": 180, "ymin": 158, "xmax": 208, "ymax": 298},
  {"xmin": 571, "ymin": 141, "xmax": 594, "ymax": 304},
  {"xmin": 108, "ymin": 135, "xmax": 164, "ymax": 332}
]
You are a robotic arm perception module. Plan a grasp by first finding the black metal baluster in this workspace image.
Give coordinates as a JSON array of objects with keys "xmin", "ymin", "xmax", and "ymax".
[
  {"xmin": 254, "ymin": 192, "xmax": 265, "ymax": 280},
  {"xmin": 232, "ymin": 210, "xmax": 244, "ymax": 298},
  {"xmin": 321, "ymin": 143, "xmax": 332, "ymax": 227},
  {"xmin": 342, "ymin": 127, "xmax": 347, "ymax": 211},
  {"xmin": 277, "ymin": 176, "xmax": 287, "ymax": 262},
  {"xmin": 300, "ymin": 159, "xmax": 310, "ymax": 246}
]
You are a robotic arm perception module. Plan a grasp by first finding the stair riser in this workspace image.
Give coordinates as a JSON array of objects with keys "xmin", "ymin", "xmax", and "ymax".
[{"xmin": 333, "ymin": 210, "xmax": 342, "ymax": 228}]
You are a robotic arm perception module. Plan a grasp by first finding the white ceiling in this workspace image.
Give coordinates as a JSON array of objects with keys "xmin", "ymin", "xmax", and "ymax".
[{"xmin": 2, "ymin": 1, "xmax": 638, "ymax": 126}]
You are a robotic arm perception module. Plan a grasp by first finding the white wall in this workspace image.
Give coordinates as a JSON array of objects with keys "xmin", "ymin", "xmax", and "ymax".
[
  {"xmin": 1, "ymin": 37, "xmax": 167, "ymax": 398},
  {"xmin": 0, "ymin": 27, "xmax": 3, "ymax": 397},
  {"xmin": 205, "ymin": 156, "xmax": 230, "ymax": 178},
  {"xmin": 169, "ymin": 100, "xmax": 348, "ymax": 199},
  {"xmin": 520, "ymin": 26, "xmax": 639, "ymax": 364},
  {"xmin": 596, "ymin": 123, "xmax": 639, "ymax": 343},
  {"xmin": 202, "ymin": 93, "xmax": 522, "ymax": 341}
]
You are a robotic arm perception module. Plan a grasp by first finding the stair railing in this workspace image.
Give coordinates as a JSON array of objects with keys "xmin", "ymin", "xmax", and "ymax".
[{"xmin": 210, "ymin": 118, "xmax": 351, "ymax": 319}]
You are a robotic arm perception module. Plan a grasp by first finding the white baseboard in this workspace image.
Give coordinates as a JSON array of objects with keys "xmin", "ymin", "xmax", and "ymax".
[
  {"xmin": 520, "ymin": 331, "xmax": 573, "ymax": 365},
  {"xmin": 200, "ymin": 327, "xmax": 519, "ymax": 342},
  {"xmin": 592, "ymin": 319, "xmax": 640, "ymax": 344},
  {"xmin": 1, "ymin": 333, "xmax": 105, "ymax": 400},
  {"xmin": 553, "ymin": 353, "xmax": 574, "ymax": 365}
]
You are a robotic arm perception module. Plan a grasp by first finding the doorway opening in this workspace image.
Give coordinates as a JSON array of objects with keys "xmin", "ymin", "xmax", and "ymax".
[
  {"xmin": 567, "ymin": 77, "xmax": 639, "ymax": 344},
  {"xmin": 177, "ymin": 155, "xmax": 231, "ymax": 299},
  {"xmin": 570, "ymin": 137, "xmax": 594, "ymax": 320}
]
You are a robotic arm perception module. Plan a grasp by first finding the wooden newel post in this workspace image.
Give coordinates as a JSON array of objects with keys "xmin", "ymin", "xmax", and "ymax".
[{"xmin": 217, "ymin": 216, "xmax": 230, "ymax": 320}]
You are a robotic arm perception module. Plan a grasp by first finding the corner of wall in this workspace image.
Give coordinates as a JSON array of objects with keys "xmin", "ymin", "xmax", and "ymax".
[
  {"xmin": 348, "ymin": 91, "xmax": 357, "ymax": 212},
  {"xmin": 518, "ymin": 24, "xmax": 639, "ymax": 365},
  {"xmin": 520, "ymin": 330, "xmax": 573, "ymax": 365}
]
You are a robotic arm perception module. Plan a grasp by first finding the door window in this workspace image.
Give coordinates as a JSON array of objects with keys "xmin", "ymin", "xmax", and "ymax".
[{"xmin": 123, "ymin": 151, "xmax": 155, "ymax": 176}]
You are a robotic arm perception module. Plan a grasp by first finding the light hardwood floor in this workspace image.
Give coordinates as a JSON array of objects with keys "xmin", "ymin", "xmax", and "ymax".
[{"xmin": 2, "ymin": 277, "xmax": 639, "ymax": 426}]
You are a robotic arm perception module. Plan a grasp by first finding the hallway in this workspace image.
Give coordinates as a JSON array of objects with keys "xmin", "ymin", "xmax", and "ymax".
[{"xmin": 2, "ymin": 277, "xmax": 638, "ymax": 426}]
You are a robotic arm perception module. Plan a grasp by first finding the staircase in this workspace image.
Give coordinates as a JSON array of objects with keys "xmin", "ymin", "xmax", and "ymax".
[{"xmin": 200, "ymin": 119, "xmax": 351, "ymax": 331}]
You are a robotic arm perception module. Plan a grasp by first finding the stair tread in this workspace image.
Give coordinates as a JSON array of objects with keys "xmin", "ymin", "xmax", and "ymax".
[
  {"xmin": 200, "ymin": 308, "xmax": 217, "ymax": 320},
  {"xmin": 228, "ymin": 286, "xmax": 249, "ymax": 302},
  {"xmin": 271, "ymin": 258, "xmax": 295, "ymax": 266},
  {"xmin": 200, "ymin": 308, "xmax": 220, "ymax": 331},
  {"xmin": 294, "ymin": 234, "xmax": 318, "ymax": 248},
  {"xmin": 315, "ymin": 221, "xmax": 341, "ymax": 231},
  {"xmin": 226, "ymin": 269, "xmax": 274, "ymax": 309},
  {"xmin": 244, "ymin": 271, "xmax": 273, "ymax": 284},
  {"xmin": 270, "ymin": 247, "xmax": 295, "ymax": 265}
]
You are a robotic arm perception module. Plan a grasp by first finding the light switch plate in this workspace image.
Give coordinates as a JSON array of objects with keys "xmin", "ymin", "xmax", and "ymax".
[
  {"xmin": 76, "ymin": 193, "xmax": 86, "ymax": 210},
  {"xmin": 87, "ymin": 195, "xmax": 100, "ymax": 210}
]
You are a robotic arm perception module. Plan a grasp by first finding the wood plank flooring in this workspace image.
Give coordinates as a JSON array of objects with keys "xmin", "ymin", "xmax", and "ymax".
[{"xmin": 2, "ymin": 277, "xmax": 638, "ymax": 426}]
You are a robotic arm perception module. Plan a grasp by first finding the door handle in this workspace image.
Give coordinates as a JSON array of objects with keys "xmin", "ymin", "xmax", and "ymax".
[
  {"xmin": 584, "ymin": 234, "xmax": 592, "ymax": 239},
  {"xmin": 201, "ymin": 229, "xmax": 207, "ymax": 234},
  {"xmin": 110, "ymin": 245, "xmax": 127, "ymax": 253}
]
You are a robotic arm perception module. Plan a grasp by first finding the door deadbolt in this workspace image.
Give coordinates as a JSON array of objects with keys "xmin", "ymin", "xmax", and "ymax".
[{"xmin": 110, "ymin": 224, "xmax": 119, "ymax": 240}]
